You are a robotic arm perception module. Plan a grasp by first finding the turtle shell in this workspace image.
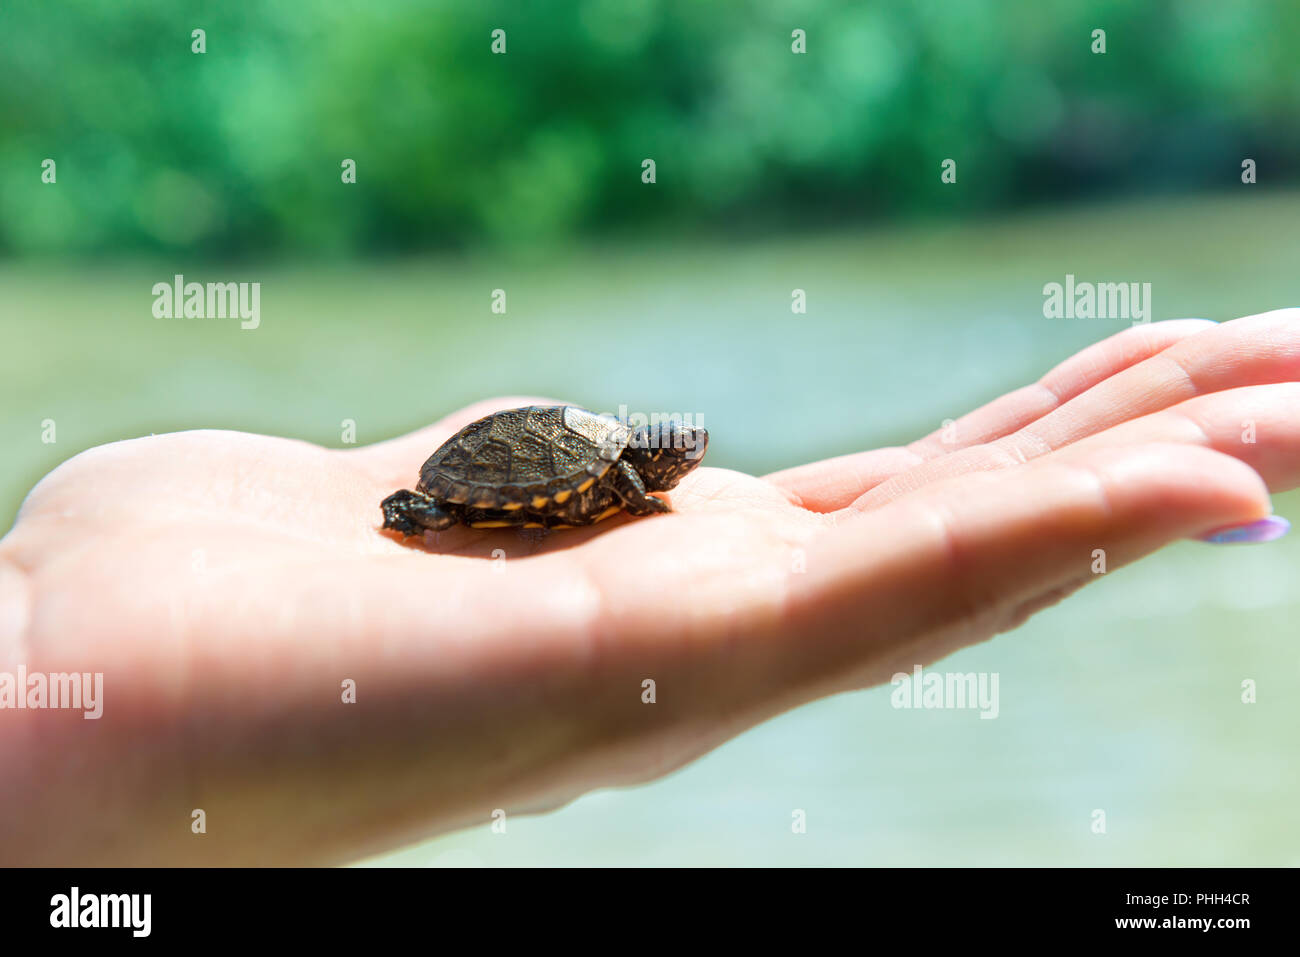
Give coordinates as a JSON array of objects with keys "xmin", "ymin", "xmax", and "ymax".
[{"xmin": 415, "ymin": 405, "xmax": 630, "ymax": 512}]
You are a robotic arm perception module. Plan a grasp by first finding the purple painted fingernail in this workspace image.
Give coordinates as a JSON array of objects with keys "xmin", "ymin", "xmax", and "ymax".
[{"xmin": 1199, "ymin": 516, "xmax": 1291, "ymax": 544}]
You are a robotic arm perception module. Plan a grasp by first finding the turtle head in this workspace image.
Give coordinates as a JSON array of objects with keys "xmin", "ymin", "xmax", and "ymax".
[{"xmin": 624, "ymin": 420, "xmax": 709, "ymax": 491}]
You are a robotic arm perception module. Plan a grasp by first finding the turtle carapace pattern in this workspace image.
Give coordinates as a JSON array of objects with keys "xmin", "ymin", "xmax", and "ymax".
[{"xmin": 380, "ymin": 405, "xmax": 708, "ymax": 535}]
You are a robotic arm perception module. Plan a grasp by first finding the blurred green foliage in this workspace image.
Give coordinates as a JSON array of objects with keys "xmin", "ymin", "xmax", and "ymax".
[{"xmin": 2, "ymin": 0, "xmax": 1298, "ymax": 256}]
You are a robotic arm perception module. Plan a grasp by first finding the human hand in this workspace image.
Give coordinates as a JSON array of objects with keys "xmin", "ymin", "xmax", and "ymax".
[{"xmin": 1, "ymin": 309, "xmax": 1296, "ymax": 864}]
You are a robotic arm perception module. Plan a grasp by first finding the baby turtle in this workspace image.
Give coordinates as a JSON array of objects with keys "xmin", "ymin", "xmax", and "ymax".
[{"xmin": 381, "ymin": 405, "xmax": 708, "ymax": 535}]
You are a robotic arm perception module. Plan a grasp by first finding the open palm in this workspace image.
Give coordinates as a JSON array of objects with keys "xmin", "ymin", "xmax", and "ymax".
[{"xmin": 2, "ymin": 309, "xmax": 1297, "ymax": 864}]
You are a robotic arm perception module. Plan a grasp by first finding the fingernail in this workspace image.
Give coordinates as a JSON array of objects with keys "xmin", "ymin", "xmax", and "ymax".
[{"xmin": 1199, "ymin": 516, "xmax": 1291, "ymax": 544}]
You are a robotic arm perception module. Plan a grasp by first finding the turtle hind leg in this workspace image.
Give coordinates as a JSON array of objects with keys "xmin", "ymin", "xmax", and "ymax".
[
  {"xmin": 611, "ymin": 460, "xmax": 671, "ymax": 516},
  {"xmin": 381, "ymin": 490, "xmax": 457, "ymax": 536}
]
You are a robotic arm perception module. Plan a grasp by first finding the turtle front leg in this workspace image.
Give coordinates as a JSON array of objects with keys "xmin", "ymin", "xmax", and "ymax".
[
  {"xmin": 381, "ymin": 490, "xmax": 457, "ymax": 536},
  {"xmin": 612, "ymin": 460, "xmax": 671, "ymax": 516}
]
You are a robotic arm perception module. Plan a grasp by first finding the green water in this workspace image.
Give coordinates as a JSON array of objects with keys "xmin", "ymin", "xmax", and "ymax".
[{"xmin": 4, "ymin": 193, "xmax": 1298, "ymax": 864}]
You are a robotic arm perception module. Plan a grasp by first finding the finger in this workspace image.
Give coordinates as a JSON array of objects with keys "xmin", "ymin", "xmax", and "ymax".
[
  {"xmin": 351, "ymin": 395, "xmax": 569, "ymax": 486},
  {"xmin": 762, "ymin": 447, "xmax": 927, "ymax": 509},
  {"xmin": 1045, "ymin": 382, "xmax": 1300, "ymax": 492},
  {"xmin": 852, "ymin": 308, "xmax": 1300, "ymax": 509},
  {"xmin": 908, "ymin": 317, "xmax": 1219, "ymax": 455},
  {"xmin": 767, "ymin": 318, "xmax": 1216, "ymax": 510},
  {"xmin": 775, "ymin": 443, "xmax": 1272, "ymax": 701}
]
